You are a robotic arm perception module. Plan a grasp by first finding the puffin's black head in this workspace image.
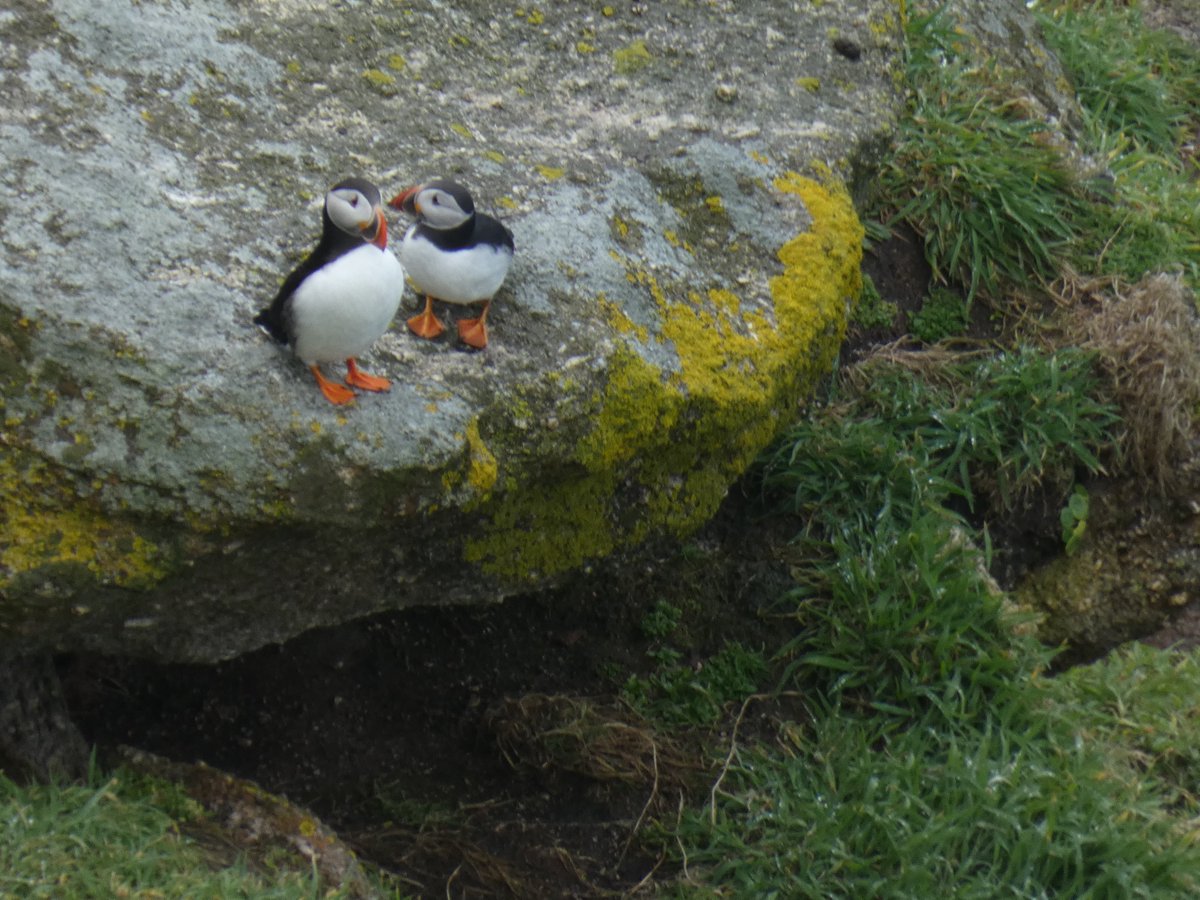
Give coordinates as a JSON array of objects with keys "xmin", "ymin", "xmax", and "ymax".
[
  {"xmin": 324, "ymin": 177, "xmax": 388, "ymax": 248},
  {"xmin": 388, "ymin": 179, "xmax": 476, "ymax": 230}
]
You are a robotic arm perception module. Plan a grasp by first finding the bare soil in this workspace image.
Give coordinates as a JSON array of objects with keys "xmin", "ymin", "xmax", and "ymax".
[{"xmin": 58, "ymin": 483, "xmax": 800, "ymax": 897}]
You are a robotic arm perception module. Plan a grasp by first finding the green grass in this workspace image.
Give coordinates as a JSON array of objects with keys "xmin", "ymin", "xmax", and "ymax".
[
  {"xmin": 882, "ymin": 2, "xmax": 1200, "ymax": 306},
  {"xmin": 1036, "ymin": 2, "xmax": 1200, "ymax": 155},
  {"xmin": 878, "ymin": 7, "xmax": 1088, "ymax": 303},
  {"xmin": 1034, "ymin": 2, "xmax": 1200, "ymax": 289},
  {"xmin": 650, "ymin": 356, "xmax": 1197, "ymax": 896},
  {"xmin": 0, "ymin": 767, "xmax": 396, "ymax": 899},
  {"xmin": 669, "ymin": 693, "xmax": 1200, "ymax": 897},
  {"xmin": 765, "ymin": 346, "xmax": 1119, "ymax": 523},
  {"xmin": 646, "ymin": 318, "xmax": 1196, "ymax": 893},
  {"xmin": 656, "ymin": 500, "xmax": 1200, "ymax": 896}
]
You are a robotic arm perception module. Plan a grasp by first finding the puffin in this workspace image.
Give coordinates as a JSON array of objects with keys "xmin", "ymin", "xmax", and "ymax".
[
  {"xmin": 254, "ymin": 177, "xmax": 405, "ymax": 405},
  {"xmin": 387, "ymin": 179, "xmax": 514, "ymax": 349}
]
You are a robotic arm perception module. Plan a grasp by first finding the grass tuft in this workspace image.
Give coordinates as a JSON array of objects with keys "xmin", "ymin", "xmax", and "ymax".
[
  {"xmin": 0, "ymin": 767, "xmax": 375, "ymax": 898},
  {"xmin": 1053, "ymin": 270, "xmax": 1200, "ymax": 487},
  {"xmin": 766, "ymin": 345, "xmax": 1119, "ymax": 523},
  {"xmin": 879, "ymin": 7, "xmax": 1087, "ymax": 303}
]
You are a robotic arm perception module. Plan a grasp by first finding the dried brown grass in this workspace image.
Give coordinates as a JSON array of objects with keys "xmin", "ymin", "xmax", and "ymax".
[
  {"xmin": 1052, "ymin": 269, "xmax": 1200, "ymax": 488},
  {"xmin": 486, "ymin": 693, "xmax": 710, "ymax": 802}
]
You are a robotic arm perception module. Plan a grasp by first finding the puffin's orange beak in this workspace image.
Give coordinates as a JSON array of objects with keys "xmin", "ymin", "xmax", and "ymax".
[
  {"xmin": 363, "ymin": 206, "xmax": 388, "ymax": 249},
  {"xmin": 388, "ymin": 185, "xmax": 420, "ymax": 216}
]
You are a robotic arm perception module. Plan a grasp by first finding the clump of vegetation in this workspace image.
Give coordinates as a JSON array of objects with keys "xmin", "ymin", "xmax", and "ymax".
[
  {"xmin": 1054, "ymin": 270, "xmax": 1200, "ymax": 487},
  {"xmin": 878, "ymin": 7, "xmax": 1088, "ymax": 303},
  {"xmin": 487, "ymin": 693, "xmax": 706, "ymax": 800},
  {"xmin": 0, "ymin": 766, "xmax": 384, "ymax": 898},
  {"xmin": 1035, "ymin": 1, "xmax": 1200, "ymax": 289},
  {"xmin": 850, "ymin": 273, "xmax": 897, "ymax": 331},
  {"xmin": 622, "ymin": 601, "xmax": 768, "ymax": 728},
  {"xmin": 909, "ymin": 286, "xmax": 968, "ymax": 342},
  {"xmin": 1036, "ymin": 2, "xmax": 1200, "ymax": 155},
  {"xmin": 768, "ymin": 345, "xmax": 1118, "ymax": 521}
]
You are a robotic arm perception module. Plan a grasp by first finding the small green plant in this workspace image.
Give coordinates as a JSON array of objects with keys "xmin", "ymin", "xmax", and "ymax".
[
  {"xmin": 640, "ymin": 599, "xmax": 683, "ymax": 641},
  {"xmin": 623, "ymin": 641, "xmax": 767, "ymax": 727},
  {"xmin": 909, "ymin": 287, "xmax": 968, "ymax": 342},
  {"xmin": 851, "ymin": 273, "xmax": 897, "ymax": 331},
  {"xmin": 1060, "ymin": 483, "xmax": 1089, "ymax": 555}
]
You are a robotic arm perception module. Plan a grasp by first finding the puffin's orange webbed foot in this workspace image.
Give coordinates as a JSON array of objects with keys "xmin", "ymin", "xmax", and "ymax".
[
  {"xmin": 407, "ymin": 295, "xmax": 446, "ymax": 340},
  {"xmin": 457, "ymin": 300, "xmax": 491, "ymax": 350},
  {"xmin": 345, "ymin": 358, "xmax": 390, "ymax": 392},
  {"xmin": 310, "ymin": 365, "xmax": 356, "ymax": 405}
]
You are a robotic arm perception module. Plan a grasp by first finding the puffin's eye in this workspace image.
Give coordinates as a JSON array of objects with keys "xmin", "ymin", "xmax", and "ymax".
[{"xmin": 348, "ymin": 195, "xmax": 359, "ymax": 206}]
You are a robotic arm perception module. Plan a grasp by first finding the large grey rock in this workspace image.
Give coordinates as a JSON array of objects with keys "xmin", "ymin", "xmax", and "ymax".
[{"xmin": 1, "ymin": 0, "xmax": 898, "ymax": 662}]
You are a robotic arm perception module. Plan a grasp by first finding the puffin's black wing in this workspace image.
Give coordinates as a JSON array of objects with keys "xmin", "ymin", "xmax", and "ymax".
[
  {"xmin": 254, "ymin": 260, "xmax": 316, "ymax": 346},
  {"xmin": 474, "ymin": 214, "xmax": 514, "ymax": 253},
  {"xmin": 254, "ymin": 222, "xmax": 366, "ymax": 346}
]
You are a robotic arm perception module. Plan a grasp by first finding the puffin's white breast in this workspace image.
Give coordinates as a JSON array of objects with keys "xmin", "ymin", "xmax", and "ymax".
[
  {"xmin": 290, "ymin": 245, "xmax": 405, "ymax": 364},
  {"xmin": 399, "ymin": 228, "xmax": 513, "ymax": 305}
]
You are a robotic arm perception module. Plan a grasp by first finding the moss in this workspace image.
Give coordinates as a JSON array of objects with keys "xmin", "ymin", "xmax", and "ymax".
[
  {"xmin": 463, "ymin": 471, "xmax": 618, "ymax": 578},
  {"xmin": 0, "ymin": 451, "xmax": 170, "ymax": 592},
  {"xmin": 577, "ymin": 345, "xmax": 679, "ymax": 471},
  {"xmin": 613, "ymin": 39, "xmax": 652, "ymax": 75},
  {"xmin": 466, "ymin": 171, "xmax": 862, "ymax": 582},
  {"xmin": 0, "ymin": 302, "xmax": 37, "ymax": 390},
  {"xmin": 464, "ymin": 418, "xmax": 499, "ymax": 499},
  {"xmin": 361, "ymin": 68, "xmax": 397, "ymax": 92}
]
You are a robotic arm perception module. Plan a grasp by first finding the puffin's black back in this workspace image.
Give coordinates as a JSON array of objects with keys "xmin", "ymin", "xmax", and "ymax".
[
  {"xmin": 254, "ymin": 178, "xmax": 382, "ymax": 346},
  {"xmin": 415, "ymin": 210, "xmax": 515, "ymax": 254}
]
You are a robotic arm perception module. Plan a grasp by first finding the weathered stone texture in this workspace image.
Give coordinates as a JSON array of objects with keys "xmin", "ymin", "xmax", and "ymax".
[{"xmin": 1, "ymin": 0, "xmax": 902, "ymax": 661}]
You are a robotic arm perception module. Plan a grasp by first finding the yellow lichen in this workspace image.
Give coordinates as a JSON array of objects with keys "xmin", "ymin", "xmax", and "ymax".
[
  {"xmin": 463, "ymin": 473, "xmax": 617, "ymax": 577},
  {"xmin": 466, "ymin": 169, "xmax": 861, "ymax": 582},
  {"xmin": 577, "ymin": 345, "xmax": 679, "ymax": 472},
  {"xmin": 597, "ymin": 293, "xmax": 649, "ymax": 342},
  {"xmin": 361, "ymin": 68, "xmax": 396, "ymax": 87},
  {"xmin": 613, "ymin": 40, "xmax": 652, "ymax": 74},
  {"xmin": 535, "ymin": 164, "xmax": 566, "ymax": 180},
  {"xmin": 0, "ymin": 454, "xmax": 169, "ymax": 591},
  {"xmin": 464, "ymin": 418, "xmax": 498, "ymax": 498}
]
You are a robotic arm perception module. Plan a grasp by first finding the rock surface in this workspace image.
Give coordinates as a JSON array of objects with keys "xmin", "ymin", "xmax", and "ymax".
[{"xmin": 0, "ymin": 0, "xmax": 901, "ymax": 662}]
